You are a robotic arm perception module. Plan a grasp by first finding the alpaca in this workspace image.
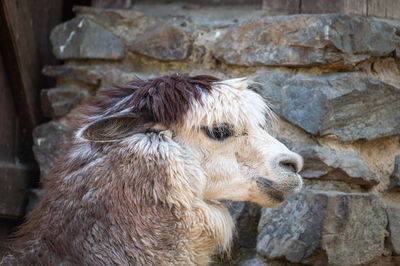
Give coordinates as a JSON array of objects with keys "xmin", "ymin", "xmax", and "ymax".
[{"xmin": 2, "ymin": 74, "xmax": 303, "ymax": 265}]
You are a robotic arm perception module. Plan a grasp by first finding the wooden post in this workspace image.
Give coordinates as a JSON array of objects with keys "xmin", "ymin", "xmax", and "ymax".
[
  {"xmin": 0, "ymin": 0, "xmax": 44, "ymax": 162},
  {"xmin": 0, "ymin": 0, "xmax": 44, "ymax": 219}
]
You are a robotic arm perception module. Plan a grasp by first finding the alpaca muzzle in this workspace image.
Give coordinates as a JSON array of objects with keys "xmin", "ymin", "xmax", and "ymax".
[{"xmin": 256, "ymin": 173, "xmax": 302, "ymax": 195}]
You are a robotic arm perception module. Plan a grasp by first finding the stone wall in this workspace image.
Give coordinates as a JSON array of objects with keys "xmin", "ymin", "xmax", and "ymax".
[
  {"xmin": 262, "ymin": 0, "xmax": 400, "ymax": 20},
  {"xmin": 33, "ymin": 3, "xmax": 400, "ymax": 265}
]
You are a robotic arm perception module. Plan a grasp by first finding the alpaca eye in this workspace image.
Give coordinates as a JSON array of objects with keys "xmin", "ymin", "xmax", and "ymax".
[{"xmin": 203, "ymin": 124, "xmax": 232, "ymax": 141}]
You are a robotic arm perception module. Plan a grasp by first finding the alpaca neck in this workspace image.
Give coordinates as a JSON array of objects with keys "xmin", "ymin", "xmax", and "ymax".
[{"xmin": 180, "ymin": 199, "xmax": 234, "ymax": 265}]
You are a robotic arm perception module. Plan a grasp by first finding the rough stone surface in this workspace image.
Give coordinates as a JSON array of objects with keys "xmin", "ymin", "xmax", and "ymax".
[
  {"xmin": 388, "ymin": 155, "xmax": 400, "ymax": 192},
  {"xmin": 41, "ymin": 88, "xmax": 88, "ymax": 118},
  {"xmin": 365, "ymin": 256, "xmax": 400, "ymax": 266},
  {"xmin": 25, "ymin": 189, "xmax": 44, "ymax": 214},
  {"xmin": 213, "ymin": 201, "xmax": 261, "ymax": 264},
  {"xmin": 257, "ymin": 192, "xmax": 387, "ymax": 265},
  {"xmin": 42, "ymin": 65, "xmax": 101, "ymax": 85},
  {"xmin": 74, "ymin": 7, "xmax": 164, "ymax": 44},
  {"xmin": 128, "ymin": 23, "xmax": 192, "ymax": 61},
  {"xmin": 228, "ymin": 202, "xmax": 261, "ymax": 250},
  {"xmin": 91, "ymin": 0, "xmax": 132, "ymax": 9},
  {"xmin": 303, "ymin": 179, "xmax": 363, "ymax": 193},
  {"xmin": 296, "ymin": 145, "xmax": 379, "ymax": 186},
  {"xmin": 99, "ymin": 69, "xmax": 153, "ymax": 90},
  {"xmin": 252, "ymin": 71, "xmax": 400, "ymax": 141},
  {"xmin": 213, "ymin": 14, "xmax": 398, "ymax": 67},
  {"xmin": 387, "ymin": 206, "xmax": 400, "ymax": 255},
  {"xmin": 32, "ymin": 121, "xmax": 73, "ymax": 178},
  {"xmin": 50, "ymin": 17, "xmax": 124, "ymax": 59}
]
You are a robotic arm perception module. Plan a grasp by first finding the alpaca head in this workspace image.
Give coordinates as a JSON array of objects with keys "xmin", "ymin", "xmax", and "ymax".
[{"xmin": 76, "ymin": 74, "xmax": 302, "ymax": 207}]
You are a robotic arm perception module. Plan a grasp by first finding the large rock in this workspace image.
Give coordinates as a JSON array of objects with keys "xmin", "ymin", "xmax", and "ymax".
[
  {"xmin": 296, "ymin": 145, "xmax": 379, "ymax": 186},
  {"xmin": 257, "ymin": 192, "xmax": 387, "ymax": 265},
  {"xmin": 213, "ymin": 14, "xmax": 399, "ymax": 67},
  {"xmin": 42, "ymin": 65, "xmax": 101, "ymax": 85},
  {"xmin": 128, "ymin": 23, "xmax": 192, "ymax": 61},
  {"xmin": 50, "ymin": 17, "xmax": 124, "ymax": 59},
  {"xmin": 388, "ymin": 155, "xmax": 400, "ymax": 192},
  {"xmin": 91, "ymin": 0, "xmax": 132, "ymax": 8},
  {"xmin": 252, "ymin": 71, "xmax": 400, "ymax": 141},
  {"xmin": 99, "ymin": 69, "xmax": 153, "ymax": 90},
  {"xmin": 302, "ymin": 179, "xmax": 363, "ymax": 193},
  {"xmin": 74, "ymin": 6, "xmax": 164, "ymax": 44},
  {"xmin": 213, "ymin": 201, "xmax": 261, "ymax": 264},
  {"xmin": 228, "ymin": 201, "xmax": 261, "ymax": 251},
  {"xmin": 365, "ymin": 257, "xmax": 400, "ymax": 266},
  {"xmin": 387, "ymin": 206, "xmax": 400, "ymax": 255},
  {"xmin": 32, "ymin": 121, "xmax": 73, "ymax": 178},
  {"xmin": 41, "ymin": 88, "xmax": 88, "ymax": 118}
]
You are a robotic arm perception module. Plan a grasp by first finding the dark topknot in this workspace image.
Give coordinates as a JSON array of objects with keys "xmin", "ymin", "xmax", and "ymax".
[{"xmin": 78, "ymin": 74, "xmax": 221, "ymax": 127}]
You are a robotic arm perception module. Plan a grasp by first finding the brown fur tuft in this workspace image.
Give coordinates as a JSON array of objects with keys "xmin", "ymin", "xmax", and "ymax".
[{"xmin": 76, "ymin": 74, "xmax": 220, "ymax": 129}]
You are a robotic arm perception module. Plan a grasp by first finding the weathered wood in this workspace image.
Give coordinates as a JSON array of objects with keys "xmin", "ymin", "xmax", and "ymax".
[
  {"xmin": 300, "ymin": 0, "xmax": 345, "ymax": 14},
  {"xmin": 385, "ymin": 0, "xmax": 400, "ymax": 20},
  {"xmin": 0, "ymin": 0, "xmax": 44, "ymax": 163},
  {"xmin": 344, "ymin": 0, "xmax": 368, "ymax": 16},
  {"xmin": 0, "ymin": 0, "xmax": 42, "ymax": 220},
  {"xmin": 262, "ymin": 0, "xmax": 300, "ymax": 14},
  {"xmin": 0, "ymin": 52, "xmax": 16, "ymax": 163},
  {"xmin": 0, "ymin": 163, "xmax": 35, "ymax": 219},
  {"xmin": 368, "ymin": 0, "xmax": 387, "ymax": 18},
  {"xmin": 0, "ymin": 218, "xmax": 20, "ymax": 254},
  {"xmin": 0, "ymin": 53, "xmax": 37, "ymax": 219},
  {"xmin": 26, "ymin": 0, "xmax": 64, "ymax": 87}
]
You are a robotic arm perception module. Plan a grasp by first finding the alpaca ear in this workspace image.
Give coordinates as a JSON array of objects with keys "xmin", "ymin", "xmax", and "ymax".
[
  {"xmin": 78, "ymin": 113, "xmax": 152, "ymax": 142},
  {"xmin": 218, "ymin": 77, "xmax": 249, "ymax": 90}
]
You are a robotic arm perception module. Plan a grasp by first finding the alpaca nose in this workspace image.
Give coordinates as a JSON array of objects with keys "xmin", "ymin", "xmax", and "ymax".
[{"xmin": 277, "ymin": 153, "xmax": 303, "ymax": 174}]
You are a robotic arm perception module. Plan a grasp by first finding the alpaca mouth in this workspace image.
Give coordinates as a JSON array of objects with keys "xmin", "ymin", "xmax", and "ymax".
[
  {"xmin": 256, "ymin": 178, "xmax": 286, "ymax": 204},
  {"xmin": 256, "ymin": 174, "xmax": 302, "ymax": 198}
]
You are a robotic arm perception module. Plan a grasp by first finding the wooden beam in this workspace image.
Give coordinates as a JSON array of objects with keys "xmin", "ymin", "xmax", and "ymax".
[
  {"xmin": 0, "ymin": 0, "xmax": 44, "ymax": 163},
  {"xmin": 0, "ymin": 162, "xmax": 35, "ymax": 219}
]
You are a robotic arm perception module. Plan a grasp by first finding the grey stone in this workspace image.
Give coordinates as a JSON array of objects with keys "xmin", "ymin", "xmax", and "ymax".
[
  {"xmin": 215, "ymin": 251, "xmax": 268, "ymax": 266},
  {"xmin": 99, "ymin": 69, "xmax": 153, "ymax": 91},
  {"xmin": 365, "ymin": 256, "xmax": 400, "ymax": 266},
  {"xmin": 227, "ymin": 252, "xmax": 292, "ymax": 266},
  {"xmin": 74, "ymin": 7, "xmax": 164, "ymax": 44},
  {"xmin": 388, "ymin": 155, "xmax": 400, "ymax": 192},
  {"xmin": 252, "ymin": 71, "xmax": 400, "ymax": 141},
  {"xmin": 41, "ymin": 88, "xmax": 88, "ymax": 118},
  {"xmin": 128, "ymin": 23, "xmax": 192, "ymax": 61},
  {"xmin": 387, "ymin": 206, "xmax": 400, "ymax": 255},
  {"xmin": 91, "ymin": 0, "xmax": 132, "ymax": 8},
  {"xmin": 257, "ymin": 192, "xmax": 387, "ymax": 265},
  {"xmin": 296, "ymin": 145, "xmax": 379, "ymax": 186},
  {"xmin": 235, "ymin": 255, "xmax": 266, "ymax": 266},
  {"xmin": 213, "ymin": 201, "xmax": 261, "ymax": 263},
  {"xmin": 213, "ymin": 14, "xmax": 399, "ymax": 67},
  {"xmin": 228, "ymin": 201, "xmax": 261, "ymax": 251},
  {"xmin": 50, "ymin": 17, "xmax": 124, "ymax": 60},
  {"xmin": 42, "ymin": 65, "xmax": 101, "ymax": 85},
  {"xmin": 303, "ymin": 179, "xmax": 363, "ymax": 193},
  {"xmin": 32, "ymin": 121, "xmax": 73, "ymax": 178},
  {"xmin": 25, "ymin": 189, "xmax": 44, "ymax": 214}
]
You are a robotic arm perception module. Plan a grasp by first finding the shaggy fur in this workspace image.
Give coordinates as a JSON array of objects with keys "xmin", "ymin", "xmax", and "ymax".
[{"xmin": 2, "ymin": 74, "xmax": 303, "ymax": 265}]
